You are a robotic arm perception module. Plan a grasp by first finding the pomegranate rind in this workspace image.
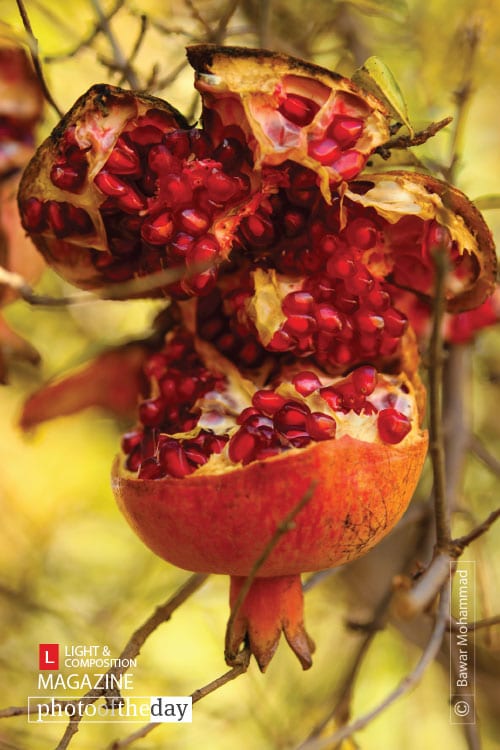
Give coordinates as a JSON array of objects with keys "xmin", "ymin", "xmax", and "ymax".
[
  {"xmin": 17, "ymin": 84, "xmax": 188, "ymax": 290},
  {"xmin": 187, "ymin": 45, "xmax": 391, "ymax": 198},
  {"xmin": 347, "ymin": 172, "xmax": 497, "ymax": 312},
  {"xmin": 112, "ymin": 430, "xmax": 428, "ymax": 577},
  {"xmin": 227, "ymin": 574, "xmax": 315, "ymax": 671}
]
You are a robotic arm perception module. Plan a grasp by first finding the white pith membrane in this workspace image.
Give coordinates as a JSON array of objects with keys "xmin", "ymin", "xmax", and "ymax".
[{"xmin": 121, "ymin": 335, "xmax": 420, "ymax": 479}]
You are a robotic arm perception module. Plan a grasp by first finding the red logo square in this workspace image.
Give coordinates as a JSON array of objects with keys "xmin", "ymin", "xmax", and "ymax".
[{"xmin": 39, "ymin": 643, "xmax": 59, "ymax": 670}]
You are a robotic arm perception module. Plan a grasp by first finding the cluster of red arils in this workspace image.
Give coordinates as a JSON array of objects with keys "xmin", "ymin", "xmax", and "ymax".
[{"xmin": 17, "ymin": 45, "xmax": 497, "ymax": 670}]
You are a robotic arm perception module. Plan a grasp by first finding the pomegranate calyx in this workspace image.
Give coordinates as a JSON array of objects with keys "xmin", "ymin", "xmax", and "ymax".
[{"xmin": 227, "ymin": 575, "xmax": 314, "ymax": 671}]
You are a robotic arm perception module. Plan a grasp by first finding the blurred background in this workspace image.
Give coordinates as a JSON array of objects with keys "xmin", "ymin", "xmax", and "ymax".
[{"xmin": 0, "ymin": 0, "xmax": 499, "ymax": 748}]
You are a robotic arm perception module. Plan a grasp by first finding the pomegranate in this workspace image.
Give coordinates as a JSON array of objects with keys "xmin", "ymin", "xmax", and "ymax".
[
  {"xmin": 0, "ymin": 43, "xmax": 43, "ymax": 178},
  {"xmin": 0, "ymin": 42, "xmax": 44, "ymax": 380},
  {"xmin": 17, "ymin": 45, "xmax": 496, "ymax": 670},
  {"xmin": 112, "ymin": 329, "xmax": 428, "ymax": 669}
]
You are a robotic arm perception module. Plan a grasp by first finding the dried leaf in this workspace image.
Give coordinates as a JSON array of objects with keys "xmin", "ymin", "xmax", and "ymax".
[{"xmin": 352, "ymin": 56, "xmax": 414, "ymax": 137}]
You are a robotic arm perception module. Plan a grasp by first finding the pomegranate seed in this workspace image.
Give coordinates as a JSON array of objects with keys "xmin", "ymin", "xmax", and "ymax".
[
  {"xmin": 308, "ymin": 138, "xmax": 341, "ymax": 165},
  {"xmin": 240, "ymin": 213, "xmax": 275, "ymax": 247},
  {"xmin": 319, "ymin": 386, "xmax": 342, "ymax": 410},
  {"xmin": 129, "ymin": 124, "xmax": 164, "ymax": 146},
  {"xmin": 351, "ymin": 366, "xmax": 377, "ymax": 395},
  {"xmin": 344, "ymin": 266, "xmax": 374, "ymax": 295},
  {"xmin": 268, "ymin": 329, "xmax": 294, "ymax": 352},
  {"xmin": 331, "ymin": 150, "xmax": 365, "ymax": 180},
  {"xmin": 141, "ymin": 212, "xmax": 174, "ymax": 245},
  {"xmin": 177, "ymin": 208, "xmax": 209, "ymax": 236},
  {"xmin": 307, "ymin": 412, "xmax": 336, "ymax": 440},
  {"xmin": 238, "ymin": 338, "xmax": 264, "ymax": 367},
  {"xmin": 21, "ymin": 198, "xmax": 46, "ymax": 232},
  {"xmin": 383, "ymin": 308, "xmax": 408, "ymax": 337},
  {"xmin": 274, "ymin": 401, "xmax": 309, "ymax": 434},
  {"xmin": 139, "ymin": 399, "xmax": 164, "ymax": 427},
  {"xmin": 379, "ymin": 335, "xmax": 400, "ymax": 355},
  {"xmin": 184, "ymin": 446, "xmax": 208, "ymax": 467},
  {"xmin": 189, "ymin": 129, "xmax": 212, "ymax": 158},
  {"xmin": 169, "ymin": 232, "xmax": 194, "ymax": 260},
  {"xmin": 425, "ymin": 220, "xmax": 452, "ymax": 255},
  {"xmin": 314, "ymin": 304, "xmax": 343, "ymax": 333},
  {"xmin": 328, "ymin": 116, "xmax": 363, "ymax": 148},
  {"xmin": 159, "ymin": 441, "xmax": 193, "ymax": 477},
  {"xmin": 283, "ymin": 208, "xmax": 307, "ymax": 237},
  {"xmin": 334, "ymin": 288, "xmax": 359, "ymax": 314},
  {"xmin": 237, "ymin": 406, "xmax": 260, "ymax": 425},
  {"xmin": 318, "ymin": 234, "xmax": 339, "ymax": 255},
  {"xmin": 125, "ymin": 446, "xmax": 142, "ymax": 472},
  {"xmin": 213, "ymin": 138, "xmax": 246, "ymax": 172},
  {"xmin": 138, "ymin": 458, "xmax": 164, "ymax": 479},
  {"xmin": 50, "ymin": 162, "xmax": 86, "ymax": 191},
  {"xmin": 278, "ymin": 94, "xmax": 319, "ymax": 127},
  {"xmin": 187, "ymin": 235, "xmax": 220, "ymax": 265},
  {"xmin": 355, "ymin": 310, "xmax": 384, "ymax": 333},
  {"xmin": 69, "ymin": 205, "xmax": 93, "ymax": 235},
  {"xmin": 367, "ymin": 288, "xmax": 390, "ymax": 311},
  {"xmin": 345, "ymin": 217, "xmax": 378, "ymax": 249},
  {"xmin": 377, "ymin": 408, "xmax": 411, "ymax": 444},
  {"xmin": 229, "ymin": 427, "xmax": 257, "ymax": 464},
  {"xmin": 282, "ymin": 291, "xmax": 314, "ymax": 315},
  {"xmin": 148, "ymin": 144, "xmax": 176, "ymax": 173},
  {"xmin": 206, "ymin": 171, "xmax": 237, "ymax": 202},
  {"xmin": 95, "ymin": 171, "xmax": 129, "ymax": 196},
  {"xmin": 284, "ymin": 314, "xmax": 316, "ymax": 338},
  {"xmin": 252, "ymin": 390, "xmax": 287, "ymax": 416},
  {"xmin": 286, "ymin": 166, "xmax": 317, "ymax": 206},
  {"xmin": 121, "ymin": 430, "xmax": 143, "ymax": 454},
  {"xmin": 45, "ymin": 201, "xmax": 69, "ymax": 237},
  {"xmin": 164, "ymin": 130, "xmax": 191, "ymax": 158},
  {"xmin": 205, "ymin": 435, "xmax": 228, "ymax": 454},
  {"xmin": 292, "ymin": 371, "xmax": 322, "ymax": 396},
  {"xmin": 330, "ymin": 341, "xmax": 353, "ymax": 365},
  {"xmin": 327, "ymin": 252, "xmax": 356, "ymax": 278},
  {"xmin": 183, "ymin": 268, "xmax": 217, "ymax": 296},
  {"xmin": 162, "ymin": 173, "xmax": 193, "ymax": 208},
  {"xmin": 106, "ymin": 137, "xmax": 140, "ymax": 174}
]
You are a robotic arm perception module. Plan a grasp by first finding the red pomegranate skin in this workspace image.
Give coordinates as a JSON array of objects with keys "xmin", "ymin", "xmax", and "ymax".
[{"xmin": 112, "ymin": 432, "xmax": 428, "ymax": 578}]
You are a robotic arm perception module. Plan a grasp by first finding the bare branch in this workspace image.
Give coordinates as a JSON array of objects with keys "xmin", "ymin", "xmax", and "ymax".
[
  {"xmin": 89, "ymin": 0, "xmax": 140, "ymax": 89},
  {"xmin": 448, "ymin": 613, "xmax": 500, "ymax": 632},
  {"xmin": 110, "ymin": 651, "xmax": 250, "ymax": 748},
  {"xmin": 470, "ymin": 434, "xmax": 500, "ymax": 478},
  {"xmin": 15, "ymin": 0, "xmax": 64, "ymax": 116},
  {"xmin": 300, "ymin": 584, "xmax": 450, "ymax": 750},
  {"xmin": 452, "ymin": 507, "xmax": 500, "ymax": 552},
  {"xmin": 428, "ymin": 246, "xmax": 452, "ymax": 550},
  {"xmin": 376, "ymin": 117, "xmax": 453, "ymax": 157}
]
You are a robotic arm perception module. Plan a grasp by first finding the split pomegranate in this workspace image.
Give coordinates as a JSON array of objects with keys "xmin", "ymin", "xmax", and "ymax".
[
  {"xmin": 113, "ymin": 328, "xmax": 428, "ymax": 669},
  {"xmin": 18, "ymin": 45, "xmax": 497, "ymax": 670}
]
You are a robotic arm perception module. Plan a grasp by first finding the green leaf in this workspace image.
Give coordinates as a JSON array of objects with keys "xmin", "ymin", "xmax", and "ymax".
[
  {"xmin": 473, "ymin": 195, "xmax": 500, "ymax": 211},
  {"xmin": 352, "ymin": 56, "xmax": 414, "ymax": 138}
]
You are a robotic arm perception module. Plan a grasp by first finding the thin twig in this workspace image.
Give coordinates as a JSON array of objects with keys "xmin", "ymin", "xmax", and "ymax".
[
  {"xmin": 111, "ymin": 652, "xmax": 251, "ymax": 749},
  {"xmin": 428, "ymin": 246, "xmax": 451, "ymax": 550},
  {"xmin": 376, "ymin": 117, "xmax": 453, "ymax": 157},
  {"xmin": 300, "ymin": 584, "xmax": 450, "ymax": 750},
  {"xmin": 15, "ymin": 0, "xmax": 63, "ymax": 117},
  {"xmin": 452, "ymin": 507, "xmax": 500, "ymax": 552},
  {"xmin": 0, "ymin": 574, "xmax": 208, "ymax": 725},
  {"xmin": 0, "ymin": 259, "xmax": 214, "ymax": 308},
  {"xmin": 470, "ymin": 434, "xmax": 500, "ymax": 478},
  {"xmin": 89, "ymin": 0, "xmax": 140, "ymax": 89},
  {"xmin": 448, "ymin": 613, "xmax": 500, "ymax": 632},
  {"xmin": 224, "ymin": 482, "xmax": 317, "ymax": 658},
  {"xmin": 43, "ymin": 0, "xmax": 125, "ymax": 62}
]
